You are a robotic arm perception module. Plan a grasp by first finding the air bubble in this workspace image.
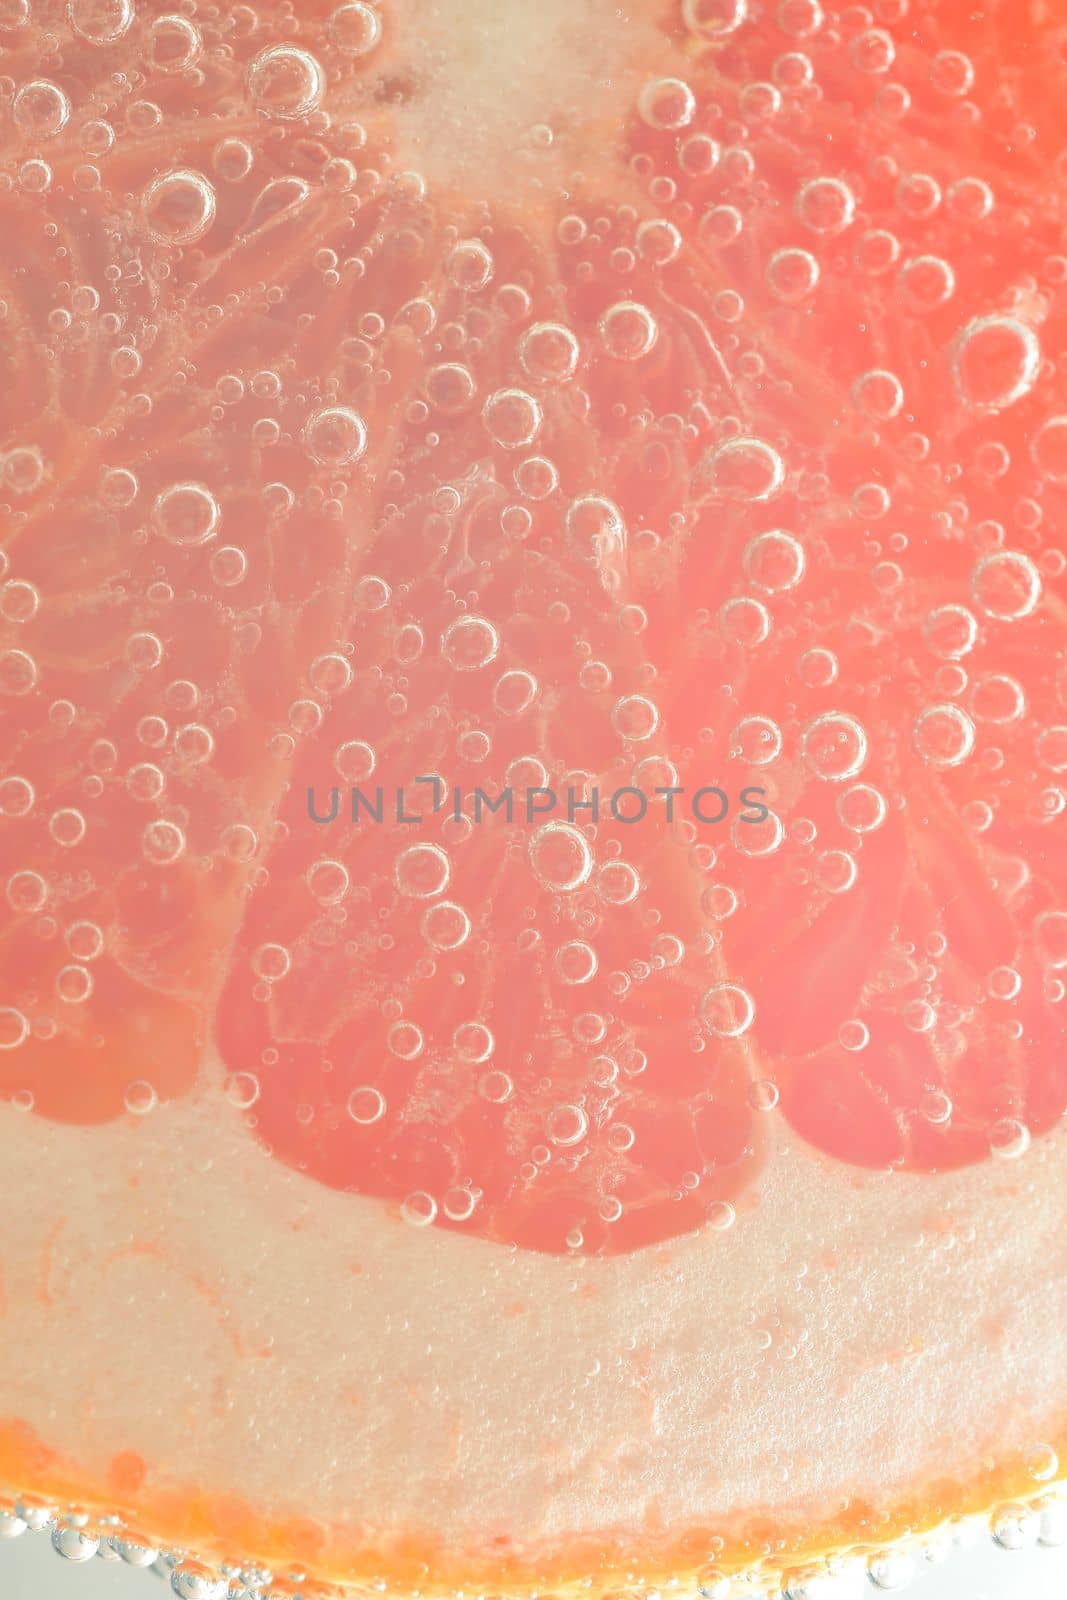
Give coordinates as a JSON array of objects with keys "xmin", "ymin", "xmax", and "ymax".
[
  {"xmin": 598, "ymin": 301, "xmax": 659, "ymax": 361},
  {"xmin": 1031, "ymin": 416, "xmax": 1067, "ymax": 482},
  {"xmin": 637, "ymin": 77, "xmax": 696, "ymax": 131},
  {"xmin": 971, "ymin": 550, "xmax": 1041, "ymax": 621},
  {"xmin": 796, "ymin": 176, "xmax": 856, "ymax": 234},
  {"xmin": 528, "ymin": 821, "xmax": 594, "ymax": 892},
  {"xmin": 482, "ymin": 388, "xmax": 543, "ymax": 448},
  {"xmin": 701, "ymin": 982, "xmax": 755, "ymax": 1037},
  {"xmin": 742, "ymin": 529, "xmax": 805, "ymax": 590},
  {"xmin": 12, "ymin": 80, "xmax": 71, "ymax": 138},
  {"xmin": 420, "ymin": 901, "xmax": 471, "ymax": 951},
  {"xmin": 328, "ymin": 2, "xmax": 382, "ymax": 55},
  {"xmin": 800, "ymin": 712, "xmax": 868, "ymax": 781},
  {"xmin": 67, "ymin": 0, "xmax": 133, "ymax": 42},
  {"xmin": 248, "ymin": 44, "xmax": 326, "ymax": 119},
  {"xmin": 518, "ymin": 321, "xmax": 580, "ymax": 384},
  {"xmin": 303, "ymin": 405, "xmax": 368, "ymax": 466},
  {"xmin": 394, "ymin": 843, "xmax": 451, "ymax": 899},
  {"xmin": 704, "ymin": 437, "xmax": 784, "ymax": 501},
  {"xmin": 147, "ymin": 14, "xmax": 202, "ymax": 72},
  {"xmin": 953, "ymin": 316, "xmax": 1041, "ymax": 410},
  {"xmin": 441, "ymin": 615, "xmax": 500, "ymax": 671},
  {"xmin": 682, "ymin": 0, "xmax": 748, "ymax": 36},
  {"xmin": 765, "ymin": 248, "xmax": 820, "ymax": 303},
  {"xmin": 153, "ymin": 482, "xmax": 220, "ymax": 546}
]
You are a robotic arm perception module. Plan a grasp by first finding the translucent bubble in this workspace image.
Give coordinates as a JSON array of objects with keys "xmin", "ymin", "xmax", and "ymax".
[
  {"xmin": 52, "ymin": 1527, "xmax": 99, "ymax": 1563},
  {"xmin": 425, "ymin": 362, "xmax": 478, "ymax": 415},
  {"xmin": 0, "ymin": 0, "xmax": 29, "ymax": 24},
  {"xmin": 333, "ymin": 744, "xmax": 374, "ymax": 784},
  {"xmin": 971, "ymin": 673, "xmax": 1025, "ymax": 724},
  {"xmin": 851, "ymin": 368, "xmax": 904, "ymax": 419},
  {"xmin": 836, "ymin": 783, "xmax": 887, "ymax": 832},
  {"xmin": 50, "ymin": 807, "xmax": 87, "ymax": 847},
  {"xmin": 564, "ymin": 495, "xmax": 626, "ymax": 561},
  {"xmin": 719, "ymin": 596, "xmax": 771, "ymax": 646},
  {"xmin": 800, "ymin": 712, "xmax": 868, "ymax": 781},
  {"xmin": 930, "ymin": 48, "xmax": 975, "ymax": 96},
  {"xmin": 420, "ymin": 901, "xmax": 470, "ymax": 951},
  {"xmin": 7, "ymin": 870, "xmax": 48, "ymax": 913},
  {"xmin": 394, "ymin": 842, "xmax": 451, "ymax": 899},
  {"xmin": 454, "ymin": 1021, "xmax": 494, "ymax": 1063},
  {"xmin": 545, "ymin": 1103, "xmax": 590, "ymax": 1144},
  {"xmin": 528, "ymin": 821, "xmax": 594, "ymax": 892},
  {"xmin": 953, "ymin": 316, "xmax": 1041, "ymax": 410},
  {"xmin": 143, "ymin": 819, "xmax": 186, "ymax": 865},
  {"xmin": 67, "ymin": 0, "xmax": 134, "ymax": 42},
  {"xmin": 387, "ymin": 1020, "xmax": 424, "ymax": 1060},
  {"xmin": 765, "ymin": 247, "xmax": 820, "ymax": 303},
  {"xmin": 447, "ymin": 238, "xmax": 494, "ymax": 291},
  {"xmin": 682, "ymin": 0, "xmax": 748, "ymax": 36},
  {"xmin": 923, "ymin": 603, "xmax": 978, "ymax": 657},
  {"xmin": 612, "ymin": 694, "xmax": 660, "ymax": 741},
  {"xmin": 1031, "ymin": 416, "xmax": 1067, "ymax": 482},
  {"xmin": 210, "ymin": 545, "xmax": 247, "ymax": 586},
  {"xmin": 549, "ymin": 939, "xmax": 597, "ymax": 986},
  {"xmin": 814, "ymin": 848, "xmax": 857, "ymax": 893},
  {"xmin": 518, "ymin": 321, "xmax": 580, "ymax": 384},
  {"xmin": 303, "ymin": 405, "xmax": 368, "ymax": 466},
  {"xmin": 947, "ymin": 176, "xmax": 994, "ymax": 221},
  {"xmin": 913, "ymin": 703, "xmax": 976, "ymax": 767},
  {"xmin": 305, "ymin": 858, "xmax": 350, "ymax": 906},
  {"xmin": 596, "ymin": 860, "xmax": 641, "ymax": 905},
  {"xmin": 989, "ymin": 1120, "xmax": 1031, "ymax": 1162},
  {"xmin": 636, "ymin": 218, "xmax": 683, "ymax": 265},
  {"xmin": 0, "ymin": 649, "xmax": 38, "ymax": 695},
  {"xmin": 898, "ymin": 255, "xmax": 955, "ymax": 312},
  {"xmin": 153, "ymin": 482, "xmax": 220, "ymax": 546},
  {"xmin": 124, "ymin": 1080, "xmax": 158, "ymax": 1116},
  {"xmin": 598, "ymin": 301, "xmax": 659, "ymax": 361},
  {"xmin": 0, "ymin": 580, "xmax": 39, "ymax": 623},
  {"xmin": 970, "ymin": 550, "xmax": 1041, "ymax": 621},
  {"xmin": 796, "ymin": 176, "xmax": 856, "ymax": 234},
  {"xmin": 701, "ymin": 982, "xmax": 755, "ymax": 1037},
  {"xmin": 482, "ymin": 388, "xmax": 543, "ymax": 449},
  {"xmin": 339, "ymin": 1083, "xmax": 383, "ymax": 1130},
  {"xmin": 328, "ymin": 2, "xmax": 382, "ymax": 55},
  {"xmin": 440, "ymin": 614, "xmax": 500, "ymax": 671},
  {"xmin": 637, "ymin": 77, "xmax": 696, "ymax": 130},
  {"xmin": 704, "ymin": 437, "xmax": 784, "ymax": 501},
  {"xmin": 247, "ymin": 44, "xmax": 326, "ymax": 119},
  {"xmin": 849, "ymin": 27, "xmax": 895, "ymax": 72},
  {"xmin": 146, "ymin": 14, "xmax": 203, "ymax": 72},
  {"xmin": 742, "ymin": 528, "xmax": 805, "ymax": 590},
  {"xmin": 1036, "ymin": 911, "xmax": 1067, "ymax": 969},
  {"xmin": 12, "ymin": 80, "xmax": 71, "ymax": 138},
  {"xmin": 1037, "ymin": 727, "xmax": 1067, "ymax": 771},
  {"xmin": 0, "ymin": 775, "xmax": 33, "ymax": 816},
  {"xmin": 0, "ymin": 1008, "xmax": 29, "ymax": 1050},
  {"xmin": 699, "ymin": 205, "xmax": 744, "ymax": 249},
  {"xmin": 798, "ymin": 647, "xmax": 838, "ymax": 687},
  {"xmin": 731, "ymin": 714, "xmax": 782, "ymax": 764}
]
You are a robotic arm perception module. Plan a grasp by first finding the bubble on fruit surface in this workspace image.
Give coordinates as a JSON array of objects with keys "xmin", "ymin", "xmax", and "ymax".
[
  {"xmin": 425, "ymin": 362, "xmax": 478, "ymax": 415},
  {"xmin": 141, "ymin": 170, "xmax": 217, "ymax": 244},
  {"xmin": 1036, "ymin": 912, "xmax": 1067, "ymax": 970},
  {"xmin": 394, "ymin": 843, "xmax": 451, "ymax": 899},
  {"xmin": 152, "ymin": 482, "xmax": 220, "ymax": 546},
  {"xmin": 303, "ymin": 406, "xmax": 368, "ymax": 466},
  {"xmin": 971, "ymin": 673, "xmax": 1026, "ymax": 724},
  {"xmin": 742, "ymin": 529, "xmax": 805, "ymax": 591},
  {"xmin": 898, "ymin": 255, "xmax": 956, "ymax": 312},
  {"xmin": 67, "ymin": 0, "xmax": 134, "ymax": 42},
  {"xmin": 836, "ymin": 783, "xmax": 887, "ymax": 832},
  {"xmin": 387, "ymin": 1020, "xmax": 424, "ymax": 1060},
  {"xmin": 989, "ymin": 1120, "xmax": 1031, "ymax": 1162},
  {"xmin": 766, "ymin": 248, "xmax": 820, "ymax": 303},
  {"xmin": 528, "ymin": 821, "xmax": 593, "ymax": 892},
  {"xmin": 913, "ymin": 704, "xmax": 976, "ymax": 768},
  {"xmin": 704, "ymin": 437, "xmax": 784, "ymax": 501},
  {"xmin": 420, "ymin": 900, "xmax": 470, "ymax": 951},
  {"xmin": 970, "ymin": 550, "xmax": 1041, "ymax": 621},
  {"xmin": 247, "ymin": 44, "xmax": 326, "ymax": 119},
  {"xmin": 328, "ymin": 2, "xmax": 383, "ymax": 55},
  {"xmin": 518, "ymin": 321, "xmax": 580, "ymax": 384},
  {"xmin": 796, "ymin": 176, "xmax": 856, "ymax": 234},
  {"xmin": 731, "ymin": 714, "xmax": 782, "ymax": 764},
  {"xmin": 482, "ymin": 388, "xmax": 543, "ymax": 448},
  {"xmin": 1030, "ymin": 416, "xmax": 1067, "ymax": 481},
  {"xmin": 52, "ymin": 1527, "xmax": 99, "ymax": 1563},
  {"xmin": 146, "ymin": 13, "xmax": 202, "ymax": 70},
  {"xmin": 700, "ymin": 982, "xmax": 755, "ymax": 1038},
  {"xmin": 564, "ymin": 495, "xmax": 626, "ymax": 561},
  {"xmin": 446, "ymin": 238, "xmax": 494, "ymax": 290},
  {"xmin": 440, "ymin": 614, "xmax": 500, "ymax": 670},
  {"xmin": 599, "ymin": 301, "xmax": 659, "ymax": 361},
  {"xmin": 637, "ymin": 77, "xmax": 695, "ymax": 130},
  {"xmin": 800, "ymin": 712, "xmax": 868, "ymax": 781},
  {"xmin": 682, "ymin": 0, "xmax": 748, "ymax": 36},
  {"xmin": 611, "ymin": 694, "xmax": 660, "ymax": 741},
  {"xmin": 12, "ymin": 80, "xmax": 71, "ymax": 138},
  {"xmin": 953, "ymin": 316, "xmax": 1041, "ymax": 410}
]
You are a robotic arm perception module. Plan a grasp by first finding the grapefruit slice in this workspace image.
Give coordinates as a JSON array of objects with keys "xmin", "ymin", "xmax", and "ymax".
[{"xmin": 2, "ymin": 0, "xmax": 1067, "ymax": 1593}]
